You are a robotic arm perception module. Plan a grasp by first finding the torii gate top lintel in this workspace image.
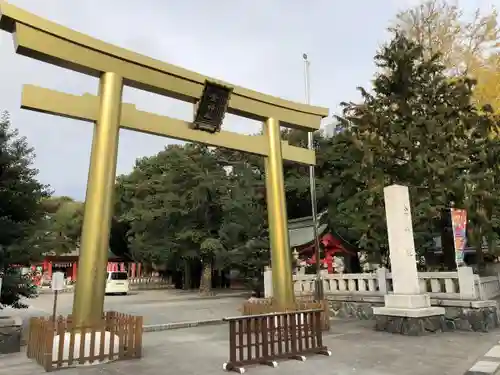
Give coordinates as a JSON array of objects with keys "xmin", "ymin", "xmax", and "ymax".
[{"xmin": 0, "ymin": 1, "xmax": 329, "ymax": 132}]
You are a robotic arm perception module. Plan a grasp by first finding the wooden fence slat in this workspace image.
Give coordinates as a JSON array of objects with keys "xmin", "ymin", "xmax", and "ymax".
[
  {"xmin": 78, "ymin": 326, "xmax": 86, "ymax": 365},
  {"xmin": 89, "ymin": 324, "xmax": 98, "ymax": 364},
  {"xmin": 109, "ymin": 316, "xmax": 116, "ymax": 362},
  {"xmin": 304, "ymin": 312, "xmax": 310, "ymax": 350},
  {"xmin": 134, "ymin": 316, "xmax": 143, "ymax": 358},
  {"xmin": 245, "ymin": 318, "xmax": 252, "ymax": 361},
  {"xmin": 119, "ymin": 316, "xmax": 126, "ymax": 359},
  {"xmin": 283, "ymin": 314, "xmax": 290, "ymax": 354},
  {"xmin": 253, "ymin": 318, "xmax": 260, "ymax": 359},
  {"xmin": 261, "ymin": 316, "xmax": 269, "ymax": 360},
  {"xmin": 98, "ymin": 321, "xmax": 106, "ymax": 362},
  {"xmin": 269, "ymin": 315, "xmax": 275, "ymax": 357},
  {"xmin": 127, "ymin": 315, "xmax": 134, "ymax": 358},
  {"xmin": 229, "ymin": 320, "xmax": 237, "ymax": 363},
  {"xmin": 44, "ymin": 320, "xmax": 54, "ymax": 372},
  {"xmin": 315, "ymin": 310, "xmax": 323, "ymax": 348},
  {"xmin": 67, "ymin": 322, "xmax": 76, "ymax": 367},
  {"xmin": 56, "ymin": 318, "xmax": 65, "ymax": 368},
  {"xmin": 237, "ymin": 319, "xmax": 244, "ymax": 362},
  {"xmin": 290, "ymin": 311, "xmax": 298, "ymax": 354},
  {"xmin": 297, "ymin": 312, "xmax": 303, "ymax": 353}
]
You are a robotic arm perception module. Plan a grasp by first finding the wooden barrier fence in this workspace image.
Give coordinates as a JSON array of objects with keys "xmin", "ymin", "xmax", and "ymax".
[
  {"xmin": 27, "ymin": 311, "xmax": 143, "ymax": 371},
  {"xmin": 240, "ymin": 297, "xmax": 330, "ymax": 331},
  {"xmin": 223, "ymin": 309, "xmax": 331, "ymax": 373}
]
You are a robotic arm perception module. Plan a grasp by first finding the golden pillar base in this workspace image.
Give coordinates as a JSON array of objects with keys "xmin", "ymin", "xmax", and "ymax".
[
  {"xmin": 71, "ymin": 72, "xmax": 123, "ymax": 328},
  {"xmin": 264, "ymin": 117, "xmax": 295, "ymax": 307}
]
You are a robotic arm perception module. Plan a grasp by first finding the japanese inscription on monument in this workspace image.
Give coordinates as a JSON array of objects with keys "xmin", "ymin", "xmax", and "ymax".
[{"xmin": 403, "ymin": 204, "xmax": 415, "ymax": 257}]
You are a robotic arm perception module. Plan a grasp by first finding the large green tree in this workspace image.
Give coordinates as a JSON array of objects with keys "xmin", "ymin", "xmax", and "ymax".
[
  {"xmin": 0, "ymin": 111, "xmax": 50, "ymax": 307},
  {"xmin": 117, "ymin": 144, "xmax": 229, "ymax": 294},
  {"xmin": 37, "ymin": 196, "xmax": 83, "ymax": 255},
  {"xmin": 329, "ymin": 33, "xmax": 497, "ymax": 267},
  {"xmin": 215, "ymin": 148, "xmax": 269, "ymax": 294}
]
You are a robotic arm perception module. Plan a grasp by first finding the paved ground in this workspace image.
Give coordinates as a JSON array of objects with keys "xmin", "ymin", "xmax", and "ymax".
[
  {"xmin": 465, "ymin": 341, "xmax": 500, "ymax": 374},
  {"xmin": 3, "ymin": 291, "xmax": 500, "ymax": 374},
  {"xmin": 0, "ymin": 290, "xmax": 247, "ymax": 328},
  {"xmin": 1, "ymin": 320, "xmax": 499, "ymax": 375}
]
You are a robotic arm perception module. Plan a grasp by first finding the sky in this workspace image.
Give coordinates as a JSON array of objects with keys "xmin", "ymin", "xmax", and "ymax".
[{"xmin": 0, "ymin": 0, "xmax": 498, "ymax": 200}]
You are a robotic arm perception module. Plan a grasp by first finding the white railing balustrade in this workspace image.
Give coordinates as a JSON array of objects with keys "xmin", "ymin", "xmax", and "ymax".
[
  {"xmin": 385, "ymin": 272, "xmax": 460, "ymax": 299},
  {"xmin": 322, "ymin": 273, "xmax": 379, "ymax": 294},
  {"xmin": 475, "ymin": 275, "xmax": 500, "ymax": 300},
  {"xmin": 290, "ymin": 271, "xmax": 383, "ymax": 296},
  {"xmin": 292, "ymin": 274, "xmax": 316, "ymax": 295},
  {"xmin": 265, "ymin": 266, "xmax": 500, "ymax": 301}
]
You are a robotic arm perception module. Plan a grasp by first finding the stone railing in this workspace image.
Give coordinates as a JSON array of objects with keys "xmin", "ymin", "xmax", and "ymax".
[
  {"xmin": 385, "ymin": 271, "xmax": 460, "ymax": 299},
  {"xmin": 324, "ymin": 272, "xmax": 379, "ymax": 294},
  {"xmin": 291, "ymin": 271, "xmax": 384, "ymax": 296},
  {"xmin": 265, "ymin": 267, "xmax": 500, "ymax": 301},
  {"xmin": 475, "ymin": 275, "xmax": 500, "ymax": 300}
]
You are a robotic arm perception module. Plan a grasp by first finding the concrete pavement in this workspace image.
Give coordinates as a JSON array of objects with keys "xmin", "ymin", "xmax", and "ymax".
[
  {"xmin": 0, "ymin": 320, "xmax": 499, "ymax": 375},
  {"xmin": 0, "ymin": 290, "xmax": 247, "ymax": 327},
  {"xmin": 2, "ymin": 291, "xmax": 500, "ymax": 374}
]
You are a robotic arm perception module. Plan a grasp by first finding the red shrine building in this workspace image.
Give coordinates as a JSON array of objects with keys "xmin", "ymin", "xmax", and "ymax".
[
  {"xmin": 29, "ymin": 249, "xmax": 144, "ymax": 285},
  {"xmin": 288, "ymin": 211, "xmax": 356, "ymax": 273}
]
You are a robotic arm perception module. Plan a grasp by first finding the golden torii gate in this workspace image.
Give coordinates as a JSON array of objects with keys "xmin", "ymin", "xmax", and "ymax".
[{"xmin": 0, "ymin": 2, "xmax": 328, "ymax": 328}]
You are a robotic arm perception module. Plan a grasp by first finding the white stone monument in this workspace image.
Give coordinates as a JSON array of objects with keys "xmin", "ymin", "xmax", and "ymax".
[
  {"xmin": 263, "ymin": 266, "xmax": 273, "ymax": 298},
  {"xmin": 373, "ymin": 185, "xmax": 444, "ymax": 333}
]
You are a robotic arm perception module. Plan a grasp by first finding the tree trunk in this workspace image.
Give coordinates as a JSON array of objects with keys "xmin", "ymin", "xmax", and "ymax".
[
  {"xmin": 199, "ymin": 261, "xmax": 213, "ymax": 295},
  {"xmin": 347, "ymin": 252, "xmax": 362, "ymax": 273},
  {"xmin": 183, "ymin": 259, "xmax": 191, "ymax": 290}
]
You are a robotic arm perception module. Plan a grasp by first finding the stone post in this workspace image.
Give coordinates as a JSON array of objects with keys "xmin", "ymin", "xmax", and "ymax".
[
  {"xmin": 376, "ymin": 267, "xmax": 388, "ymax": 295},
  {"xmin": 373, "ymin": 185, "xmax": 445, "ymax": 335},
  {"xmin": 457, "ymin": 266, "xmax": 478, "ymax": 300},
  {"xmin": 263, "ymin": 266, "xmax": 273, "ymax": 298}
]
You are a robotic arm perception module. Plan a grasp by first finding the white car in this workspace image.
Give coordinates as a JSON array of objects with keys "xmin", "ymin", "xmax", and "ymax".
[{"xmin": 105, "ymin": 271, "xmax": 130, "ymax": 295}]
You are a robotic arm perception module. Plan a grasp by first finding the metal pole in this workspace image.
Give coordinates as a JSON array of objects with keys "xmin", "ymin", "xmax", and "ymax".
[{"xmin": 303, "ymin": 53, "xmax": 324, "ymax": 300}]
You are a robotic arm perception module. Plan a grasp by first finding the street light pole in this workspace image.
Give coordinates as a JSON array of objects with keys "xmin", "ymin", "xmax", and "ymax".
[{"xmin": 303, "ymin": 53, "xmax": 324, "ymax": 300}]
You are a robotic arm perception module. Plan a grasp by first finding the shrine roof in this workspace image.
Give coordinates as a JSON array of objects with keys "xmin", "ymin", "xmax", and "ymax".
[{"xmin": 288, "ymin": 211, "xmax": 328, "ymax": 248}]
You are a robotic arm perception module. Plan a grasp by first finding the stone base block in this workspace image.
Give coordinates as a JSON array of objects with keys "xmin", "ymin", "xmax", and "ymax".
[
  {"xmin": 443, "ymin": 305, "xmax": 499, "ymax": 332},
  {"xmin": 0, "ymin": 317, "xmax": 22, "ymax": 354},
  {"xmin": 374, "ymin": 314, "xmax": 445, "ymax": 336},
  {"xmin": 383, "ymin": 294, "xmax": 431, "ymax": 309},
  {"xmin": 373, "ymin": 306, "xmax": 444, "ymax": 318}
]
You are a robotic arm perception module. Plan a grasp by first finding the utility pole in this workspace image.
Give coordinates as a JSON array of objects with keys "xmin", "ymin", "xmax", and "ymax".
[{"xmin": 303, "ymin": 53, "xmax": 324, "ymax": 300}]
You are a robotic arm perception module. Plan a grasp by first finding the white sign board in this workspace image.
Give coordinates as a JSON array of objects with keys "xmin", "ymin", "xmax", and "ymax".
[{"xmin": 51, "ymin": 272, "xmax": 65, "ymax": 292}]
